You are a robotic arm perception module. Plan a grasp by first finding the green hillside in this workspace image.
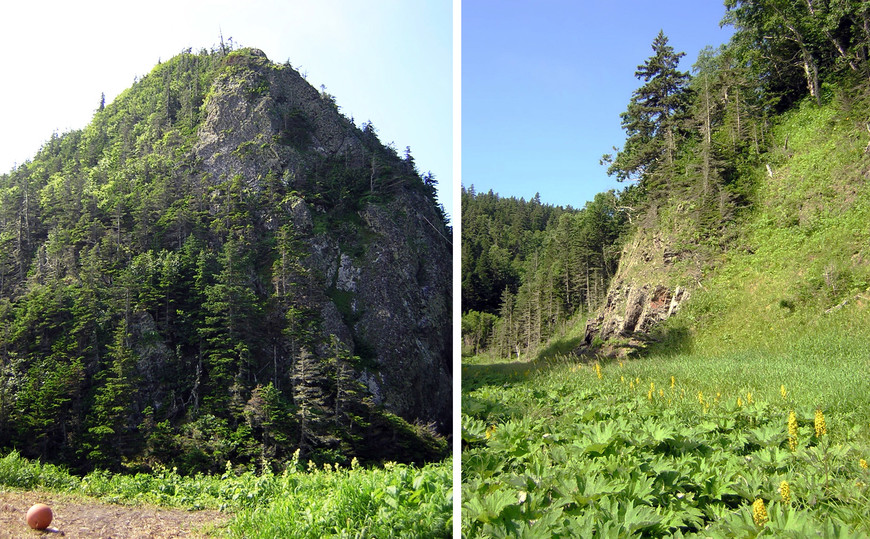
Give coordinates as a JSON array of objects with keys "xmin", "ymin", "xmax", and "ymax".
[
  {"xmin": 461, "ymin": 92, "xmax": 870, "ymax": 536},
  {"xmin": 462, "ymin": 1, "xmax": 870, "ymax": 536},
  {"xmin": 0, "ymin": 45, "xmax": 451, "ymax": 475}
]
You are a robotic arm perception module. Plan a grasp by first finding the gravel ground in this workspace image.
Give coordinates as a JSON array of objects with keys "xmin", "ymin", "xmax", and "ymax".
[{"xmin": 0, "ymin": 490, "xmax": 229, "ymax": 538}]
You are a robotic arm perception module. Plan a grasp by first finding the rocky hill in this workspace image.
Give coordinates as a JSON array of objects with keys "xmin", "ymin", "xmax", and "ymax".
[{"xmin": 0, "ymin": 47, "xmax": 451, "ymax": 472}]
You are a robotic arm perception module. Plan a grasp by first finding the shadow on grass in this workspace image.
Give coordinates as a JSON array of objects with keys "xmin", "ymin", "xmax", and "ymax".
[
  {"xmin": 637, "ymin": 322, "xmax": 694, "ymax": 358},
  {"xmin": 461, "ymin": 360, "xmax": 540, "ymax": 393},
  {"xmin": 461, "ymin": 342, "xmax": 583, "ymax": 394},
  {"xmin": 537, "ymin": 335, "xmax": 586, "ymax": 362}
]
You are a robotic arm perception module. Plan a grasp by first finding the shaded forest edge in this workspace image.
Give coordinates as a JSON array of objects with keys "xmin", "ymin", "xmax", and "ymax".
[
  {"xmin": 0, "ymin": 45, "xmax": 451, "ymax": 475},
  {"xmin": 462, "ymin": 0, "xmax": 870, "ymax": 360}
]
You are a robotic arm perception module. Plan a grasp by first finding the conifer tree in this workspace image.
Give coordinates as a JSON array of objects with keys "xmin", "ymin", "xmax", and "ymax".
[
  {"xmin": 82, "ymin": 321, "xmax": 138, "ymax": 469},
  {"xmin": 606, "ymin": 31, "xmax": 691, "ymax": 195},
  {"xmin": 291, "ymin": 347, "xmax": 336, "ymax": 457}
]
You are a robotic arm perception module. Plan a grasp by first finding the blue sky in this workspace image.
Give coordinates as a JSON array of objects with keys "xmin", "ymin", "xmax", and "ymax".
[
  {"xmin": 462, "ymin": 0, "xmax": 734, "ymax": 209},
  {"xmin": 0, "ymin": 1, "xmax": 453, "ymax": 219}
]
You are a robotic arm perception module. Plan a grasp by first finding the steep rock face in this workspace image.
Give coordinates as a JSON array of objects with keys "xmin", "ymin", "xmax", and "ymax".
[
  {"xmin": 581, "ymin": 228, "xmax": 692, "ymax": 356},
  {"xmin": 283, "ymin": 191, "xmax": 452, "ymax": 428},
  {"xmin": 195, "ymin": 49, "xmax": 367, "ymax": 189},
  {"xmin": 195, "ymin": 49, "xmax": 452, "ymax": 430},
  {"xmin": 583, "ymin": 281, "xmax": 688, "ymax": 355},
  {"xmin": 353, "ymin": 194, "xmax": 452, "ymax": 425}
]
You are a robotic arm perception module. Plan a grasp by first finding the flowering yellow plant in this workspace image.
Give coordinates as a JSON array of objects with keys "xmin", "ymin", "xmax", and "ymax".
[
  {"xmin": 788, "ymin": 411, "xmax": 798, "ymax": 451},
  {"xmin": 779, "ymin": 481, "xmax": 791, "ymax": 504},
  {"xmin": 752, "ymin": 498, "xmax": 768, "ymax": 527},
  {"xmin": 814, "ymin": 409, "xmax": 827, "ymax": 437}
]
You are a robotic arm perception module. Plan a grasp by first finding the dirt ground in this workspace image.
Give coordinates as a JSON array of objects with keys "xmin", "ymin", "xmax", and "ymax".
[{"xmin": 0, "ymin": 491, "xmax": 230, "ymax": 538}]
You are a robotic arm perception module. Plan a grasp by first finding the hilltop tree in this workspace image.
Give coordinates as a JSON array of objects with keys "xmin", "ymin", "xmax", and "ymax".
[{"xmin": 606, "ymin": 31, "xmax": 692, "ymax": 196}]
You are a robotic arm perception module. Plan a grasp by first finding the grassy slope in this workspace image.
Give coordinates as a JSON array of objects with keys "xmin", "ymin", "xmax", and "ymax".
[
  {"xmin": 648, "ymin": 94, "xmax": 870, "ymax": 420},
  {"xmin": 461, "ymin": 95, "xmax": 870, "ymax": 536}
]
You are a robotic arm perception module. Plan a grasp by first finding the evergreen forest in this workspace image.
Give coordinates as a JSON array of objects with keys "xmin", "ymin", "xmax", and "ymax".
[
  {"xmin": 0, "ymin": 44, "xmax": 450, "ymax": 477},
  {"xmin": 461, "ymin": 187, "xmax": 632, "ymax": 358}
]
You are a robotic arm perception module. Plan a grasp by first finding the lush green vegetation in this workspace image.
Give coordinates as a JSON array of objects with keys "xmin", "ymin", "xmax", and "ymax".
[
  {"xmin": 460, "ymin": 188, "xmax": 569, "ymax": 315},
  {"xmin": 461, "ymin": 188, "xmax": 633, "ymax": 359},
  {"xmin": 0, "ymin": 43, "xmax": 447, "ymax": 476},
  {"xmin": 0, "ymin": 450, "xmax": 452, "ymax": 537},
  {"xmin": 462, "ymin": 1, "xmax": 870, "ymax": 535},
  {"xmin": 462, "ymin": 308, "xmax": 870, "ymax": 536},
  {"xmin": 463, "ymin": 0, "xmax": 870, "ymax": 360}
]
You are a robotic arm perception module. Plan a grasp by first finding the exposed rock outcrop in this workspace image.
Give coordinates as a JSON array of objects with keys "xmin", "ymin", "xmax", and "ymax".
[
  {"xmin": 195, "ymin": 48, "xmax": 452, "ymax": 432},
  {"xmin": 582, "ymin": 280, "xmax": 688, "ymax": 356}
]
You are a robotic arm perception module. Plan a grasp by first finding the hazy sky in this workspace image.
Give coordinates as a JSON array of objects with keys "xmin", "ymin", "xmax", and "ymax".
[
  {"xmin": 463, "ymin": 0, "xmax": 734, "ymax": 209},
  {"xmin": 0, "ymin": 0, "xmax": 453, "ymax": 218}
]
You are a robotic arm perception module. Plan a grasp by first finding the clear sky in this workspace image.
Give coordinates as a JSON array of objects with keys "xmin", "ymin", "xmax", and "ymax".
[
  {"xmin": 462, "ymin": 0, "xmax": 735, "ymax": 210},
  {"xmin": 0, "ymin": 0, "xmax": 453, "ymax": 219}
]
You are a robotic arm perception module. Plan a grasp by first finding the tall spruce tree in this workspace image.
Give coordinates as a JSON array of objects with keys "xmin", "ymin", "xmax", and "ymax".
[{"xmin": 606, "ymin": 31, "xmax": 691, "ymax": 196}]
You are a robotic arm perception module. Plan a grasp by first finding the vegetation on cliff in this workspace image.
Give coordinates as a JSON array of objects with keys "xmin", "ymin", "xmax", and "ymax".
[{"xmin": 0, "ymin": 45, "xmax": 450, "ymax": 475}]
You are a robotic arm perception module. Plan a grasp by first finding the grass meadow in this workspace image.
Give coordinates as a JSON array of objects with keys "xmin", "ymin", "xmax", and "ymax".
[{"xmin": 461, "ymin": 304, "xmax": 870, "ymax": 537}]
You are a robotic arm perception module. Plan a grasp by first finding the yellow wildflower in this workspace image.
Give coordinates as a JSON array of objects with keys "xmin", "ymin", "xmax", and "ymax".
[
  {"xmin": 594, "ymin": 362, "xmax": 602, "ymax": 380},
  {"xmin": 650, "ymin": 381, "xmax": 655, "ymax": 393},
  {"xmin": 621, "ymin": 375, "xmax": 625, "ymax": 383},
  {"xmin": 779, "ymin": 481, "xmax": 791, "ymax": 504},
  {"xmin": 659, "ymin": 389, "xmax": 664, "ymax": 397},
  {"xmin": 752, "ymin": 498, "xmax": 768, "ymax": 527},
  {"xmin": 788, "ymin": 410, "xmax": 798, "ymax": 451},
  {"xmin": 746, "ymin": 392, "xmax": 753, "ymax": 405},
  {"xmin": 698, "ymin": 391, "xmax": 704, "ymax": 405},
  {"xmin": 780, "ymin": 384, "xmax": 787, "ymax": 400},
  {"xmin": 647, "ymin": 389, "xmax": 653, "ymax": 401},
  {"xmin": 629, "ymin": 381, "xmax": 635, "ymax": 389},
  {"xmin": 860, "ymin": 458, "xmax": 868, "ymax": 470},
  {"xmin": 670, "ymin": 376, "xmax": 675, "ymax": 388},
  {"xmin": 737, "ymin": 396, "xmax": 743, "ymax": 408},
  {"xmin": 619, "ymin": 360, "xmax": 624, "ymax": 368},
  {"xmin": 485, "ymin": 425, "xmax": 497, "ymax": 440},
  {"xmin": 814, "ymin": 408, "xmax": 827, "ymax": 437}
]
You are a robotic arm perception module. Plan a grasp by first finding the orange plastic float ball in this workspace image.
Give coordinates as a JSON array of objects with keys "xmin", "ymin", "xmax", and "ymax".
[{"xmin": 26, "ymin": 503, "xmax": 53, "ymax": 530}]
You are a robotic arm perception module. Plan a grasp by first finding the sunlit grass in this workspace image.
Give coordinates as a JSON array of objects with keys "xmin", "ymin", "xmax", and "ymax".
[
  {"xmin": 0, "ymin": 451, "xmax": 452, "ymax": 538},
  {"xmin": 462, "ymin": 338, "xmax": 870, "ymax": 536}
]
